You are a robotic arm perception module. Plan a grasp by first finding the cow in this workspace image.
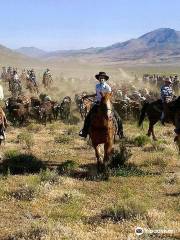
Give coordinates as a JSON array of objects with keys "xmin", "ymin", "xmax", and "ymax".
[
  {"xmin": 59, "ymin": 96, "xmax": 71, "ymax": 121},
  {"xmin": 5, "ymin": 98, "xmax": 29, "ymax": 125},
  {"xmin": 38, "ymin": 101, "xmax": 54, "ymax": 125}
]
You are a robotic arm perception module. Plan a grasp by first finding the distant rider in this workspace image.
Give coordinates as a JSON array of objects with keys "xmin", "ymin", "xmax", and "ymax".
[
  {"xmin": 29, "ymin": 69, "xmax": 38, "ymax": 87},
  {"xmin": 44, "ymin": 68, "xmax": 51, "ymax": 77},
  {"xmin": 43, "ymin": 68, "xmax": 52, "ymax": 86},
  {"xmin": 11, "ymin": 70, "xmax": 22, "ymax": 95}
]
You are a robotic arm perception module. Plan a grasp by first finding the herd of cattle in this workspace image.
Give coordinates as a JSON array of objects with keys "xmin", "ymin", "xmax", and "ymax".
[
  {"xmin": 4, "ymin": 94, "xmax": 72, "ymax": 126},
  {"xmin": 3, "ymin": 89, "xmax": 148, "ymax": 133},
  {"xmin": 1, "ymin": 69, "xmax": 180, "ymax": 134}
]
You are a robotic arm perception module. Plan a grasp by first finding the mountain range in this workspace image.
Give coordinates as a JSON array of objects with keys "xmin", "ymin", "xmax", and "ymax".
[{"xmin": 1, "ymin": 28, "xmax": 180, "ymax": 65}]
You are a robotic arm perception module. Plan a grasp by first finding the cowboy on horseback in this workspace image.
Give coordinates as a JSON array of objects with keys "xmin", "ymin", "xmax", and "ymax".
[
  {"xmin": 79, "ymin": 72, "xmax": 123, "ymax": 138},
  {"xmin": 7, "ymin": 66, "xmax": 12, "ymax": 75},
  {"xmin": 11, "ymin": 70, "xmax": 22, "ymax": 97},
  {"xmin": 29, "ymin": 69, "xmax": 38, "ymax": 87},
  {"xmin": 160, "ymin": 77, "xmax": 174, "ymax": 125},
  {"xmin": 43, "ymin": 68, "xmax": 52, "ymax": 88},
  {"xmin": 44, "ymin": 68, "xmax": 51, "ymax": 76}
]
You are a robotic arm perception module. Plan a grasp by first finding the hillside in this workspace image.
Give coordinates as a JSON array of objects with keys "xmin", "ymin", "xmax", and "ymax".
[
  {"xmin": 2, "ymin": 28, "xmax": 180, "ymax": 66},
  {"xmin": 15, "ymin": 47, "xmax": 47, "ymax": 58},
  {"xmin": 42, "ymin": 28, "xmax": 180, "ymax": 64},
  {"xmin": 0, "ymin": 44, "xmax": 43, "ymax": 67},
  {"xmin": 96, "ymin": 28, "xmax": 180, "ymax": 63}
]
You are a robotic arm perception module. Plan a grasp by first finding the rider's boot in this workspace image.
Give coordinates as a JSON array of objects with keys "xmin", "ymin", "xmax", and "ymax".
[
  {"xmin": 160, "ymin": 112, "xmax": 165, "ymax": 125},
  {"xmin": 161, "ymin": 118, "xmax": 165, "ymax": 125},
  {"xmin": 79, "ymin": 112, "xmax": 91, "ymax": 138}
]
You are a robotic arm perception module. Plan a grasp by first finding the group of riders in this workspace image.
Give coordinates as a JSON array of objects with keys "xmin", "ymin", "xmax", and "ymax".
[
  {"xmin": 0, "ymin": 68, "xmax": 178, "ymax": 143},
  {"xmin": 2, "ymin": 67, "xmax": 52, "ymax": 97}
]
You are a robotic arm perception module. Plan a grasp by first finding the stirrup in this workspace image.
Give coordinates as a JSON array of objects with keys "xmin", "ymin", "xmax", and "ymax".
[{"xmin": 79, "ymin": 130, "xmax": 87, "ymax": 138}]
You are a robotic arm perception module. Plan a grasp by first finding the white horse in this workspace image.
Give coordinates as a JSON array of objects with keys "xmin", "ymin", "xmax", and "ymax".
[{"xmin": 0, "ymin": 84, "xmax": 4, "ymax": 100}]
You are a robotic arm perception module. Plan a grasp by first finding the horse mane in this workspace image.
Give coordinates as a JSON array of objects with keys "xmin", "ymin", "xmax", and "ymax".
[
  {"xmin": 151, "ymin": 99, "xmax": 162, "ymax": 105},
  {"xmin": 100, "ymin": 92, "xmax": 112, "ymax": 103},
  {"xmin": 175, "ymin": 96, "xmax": 180, "ymax": 103}
]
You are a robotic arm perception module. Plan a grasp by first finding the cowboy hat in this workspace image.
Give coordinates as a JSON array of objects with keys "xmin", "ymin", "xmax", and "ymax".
[{"xmin": 95, "ymin": 72, "xmax": 109, "ymax": 81}]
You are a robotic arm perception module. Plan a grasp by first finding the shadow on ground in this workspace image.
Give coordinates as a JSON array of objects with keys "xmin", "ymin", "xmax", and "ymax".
[
  {"xmin": 0, "ymin": 152, "xmax": 46, "ymax": 174},
  {"xmin": 0, "ymin": 155, "xmax": 160, "ymax": 180}
]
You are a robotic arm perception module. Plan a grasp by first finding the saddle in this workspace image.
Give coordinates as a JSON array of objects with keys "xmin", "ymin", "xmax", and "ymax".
[{"xmin": 152, "ymin": 99, "xmax": 163, "ymax": 113}]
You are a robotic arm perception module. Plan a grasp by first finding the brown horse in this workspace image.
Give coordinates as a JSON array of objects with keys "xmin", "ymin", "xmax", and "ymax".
[
  {"xmin": 89, "ymin": 92, "xmax": 115, "ymax": 175},
  {"xmin": 26, "ymin": 80, "xmax": 39, "ymax": 94}
]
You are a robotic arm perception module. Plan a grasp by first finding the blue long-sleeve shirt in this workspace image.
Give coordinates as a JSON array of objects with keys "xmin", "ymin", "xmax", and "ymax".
[{"xmin": 160, "ymin": 85, "xmax": 173, "ymax": 102}]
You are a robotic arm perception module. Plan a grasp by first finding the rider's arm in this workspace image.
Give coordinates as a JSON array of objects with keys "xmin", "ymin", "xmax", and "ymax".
[
  {"xmin": 160, "ymin": 87, "xmax": 166, "ymax": 101},
  {"xmin": 106, "ymin": 84, "xmax": 112, "ymax": 92}
]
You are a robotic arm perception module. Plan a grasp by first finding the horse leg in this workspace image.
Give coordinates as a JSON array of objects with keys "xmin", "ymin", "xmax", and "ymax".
[
  {"xmin": 147, "ymin": 121, "xmax": 157, "ymax": 141},
  {"xmin": 147, "ymin": 119, "xmax": 153, "ymax": 138},
  {"xmin": 94, "ymin": 145, "xmax": 102, "ymax": 173},
  {"xmin": 151, "ymin": 126, "xmax": 157, "ymax": 141},
  {"xmin": 147, "ymin": 124, "xmax": 151, "ymax": 137},
  {"xmin": 103, "ymin": 142, "xmax": 113, "ymax": 177},
  {"xmin": 174, "ymin": 135, "xmax": 180, "ymax": 154},
  {"xmin": 44, "ymin": 116, "xmax": 47, "ymax": 126}
]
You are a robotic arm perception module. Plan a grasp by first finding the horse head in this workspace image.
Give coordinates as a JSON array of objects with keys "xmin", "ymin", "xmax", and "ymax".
[{"xmin": 100, "ymin": 92, "xmax": 113, "ymax": 119}]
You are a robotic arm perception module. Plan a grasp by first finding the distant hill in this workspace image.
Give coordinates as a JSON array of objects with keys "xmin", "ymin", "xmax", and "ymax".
[
  {"xmin": 15, "ymin": 47, "xmax": 47, "ymax": 58},
  {"xmin": 41, "ymin": 28, "xmax": 180, "ymax": 64},
  {"xmin": 0, "ymin": 44, "xmax": 45, "ymax": 68},
  {"xmin": 43, "ymin": 47, "xmax": 103, "ymax": 59},
  {"xmin": 95, "ymin": 28, "xmax": 180, "ymax": 63}
]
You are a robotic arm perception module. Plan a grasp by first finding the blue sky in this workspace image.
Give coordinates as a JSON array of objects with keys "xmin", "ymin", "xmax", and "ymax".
[{"xmin": 1, "ymin": 0, "xmax": 180, "ymax": 51}]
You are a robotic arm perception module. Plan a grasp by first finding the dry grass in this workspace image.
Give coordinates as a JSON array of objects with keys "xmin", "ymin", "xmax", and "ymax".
[
  {"xmin": 0, "ymin": 67, "xmax": 180, "ymax": 240},
  {"xmin": 0, "ymin": 118, "xmax": 179, "ymax": 240}
]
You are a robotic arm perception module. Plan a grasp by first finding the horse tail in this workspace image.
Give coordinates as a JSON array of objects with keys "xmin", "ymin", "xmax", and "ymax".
[{"xmin": 138, "ymin": 102, "xmax": 149, "ymax": 126}]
